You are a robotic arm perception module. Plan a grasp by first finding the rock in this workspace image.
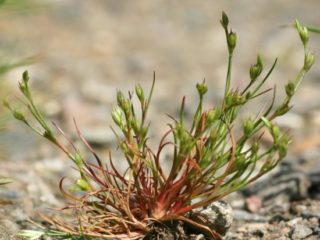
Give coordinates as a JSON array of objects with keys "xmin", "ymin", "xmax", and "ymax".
[
  {"xmin": 0, "ymin": 219, "xmax": 19, "ymax": 237},
  {"xmin": 291, "ymin": 200, "xmax": 320, "ymax": 219},
  {"xmin": 245, "ymin": 195, "xmax": 262, "ymax": 213},
  {"xmin": 308, "ymin": 172, "xmax": 320, "ymax": 199},
  {"xmin": 233, "ymin": 209, "xmax": 268, "ymax": 222},
  {"xmin": 242, "ymin": 166, "xmax": 311, "ymax": 205},
  {"xmin": 291, "ymin": 224, "xmax": 313, "ymax": 239},
  {"xmin": 189, "ymin": 201, "xmax": 233, "ymax": 236},
  {"xmin": 237, "ymin": 223, "xmax": 266, "ymax": 237}
]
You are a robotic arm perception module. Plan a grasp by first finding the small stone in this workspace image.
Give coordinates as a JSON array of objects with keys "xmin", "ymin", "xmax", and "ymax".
[
  {"xmin": 246, "ymin": 223, "xmax": 266, "ymax": 236},
  {"xmin": 190, "ymin": 234, "xmax": 206, "ymax": 240},
  {"xmin": 233, "ymin": 209, "xmax": 268, "ymax": 222},
  {"xmin": 291, "ymin": 224, "xmax": 313, "ymax": 239},
  {"xmin": 287, "ymin": 217, "xmax": 303, "ymax": 227},
  {"xmin": 245, "ymin": 195, "xmax": 262, "ymax": 213},
  {"xmin": 189, "ymin": 201, "xmax": 233, "ymax": 236}
]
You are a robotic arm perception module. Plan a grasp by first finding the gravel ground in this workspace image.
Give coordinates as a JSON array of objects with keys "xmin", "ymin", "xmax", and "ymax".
[{"xmin": 0, "ymin": 1, "xmax": 320, "ymax": 239}]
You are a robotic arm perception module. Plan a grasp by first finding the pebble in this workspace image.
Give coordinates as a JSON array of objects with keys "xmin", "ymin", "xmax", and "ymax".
[
  {"xmin": 233, "ymin": 209, "xmax": 268, "ymax": 222},
  {"xmin": 245, "ymin": 195, "xmax": 262, "ymax": 213},
  {"xmin": 189, "ymin": 201, "xmax": 233, "ymax": 236},
  {"xmin": 237, "ymin": 223, "xmax": 266, "ymax": 236},
  {"xmin": 291, "ymin": 224, "xmax": 313, "ymax": 239}
]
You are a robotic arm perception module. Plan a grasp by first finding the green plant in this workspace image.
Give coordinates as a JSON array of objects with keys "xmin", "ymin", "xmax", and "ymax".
[{"xmin": 7, "ymin": 13, "xmax": 314, "ymax": 239}]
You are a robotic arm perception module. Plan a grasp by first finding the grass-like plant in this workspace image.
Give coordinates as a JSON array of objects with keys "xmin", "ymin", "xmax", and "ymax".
[{"xmin": 7, "ymin": 13, "xmax": 314, "ymax": 239}]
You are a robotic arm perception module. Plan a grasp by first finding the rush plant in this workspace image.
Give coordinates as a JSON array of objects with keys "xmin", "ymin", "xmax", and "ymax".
[{"xmin": 9, "ymin": 13, "xmax": 314, "ymax": 239}]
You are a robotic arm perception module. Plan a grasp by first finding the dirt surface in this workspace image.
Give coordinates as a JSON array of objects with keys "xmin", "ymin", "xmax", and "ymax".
[{"xmin": 0, "ymin": 1, "xmax": 320, "ymax": 239}]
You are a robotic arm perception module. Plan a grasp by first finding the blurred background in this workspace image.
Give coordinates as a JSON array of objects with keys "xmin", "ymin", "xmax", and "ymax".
[{"xmin": 0, "ymin": 0, "xmax": 319, "ymax": 238}]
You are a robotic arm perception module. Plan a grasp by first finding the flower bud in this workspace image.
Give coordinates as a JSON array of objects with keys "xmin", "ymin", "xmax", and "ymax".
[
  {"xmin": 196, "ymin": 81, "xmax": 208, "ymax": 96},
  {"xmin": 285, "ymin": 82, "xmax": 295, "ymax": 98},
  {"xmin": 250, "ymin": 55, "xmax": 263, "ymax": 82},
  {"xmin": 117, "ymin": 91, "xmax": 126, "ymax": 109},
  {"xmin": 271, "ymin": 125, "xmax": 280, "ymax": 141},
  {"xmin": 112, "ymin": 106, "xmax": 124, "ymax": 128},
  {"xmin": 135, "ymin": 84, "xmax": 144, "ymax": 102},
  {"xmin": 220, "ymin": 11, "xmax": 229, "ymax": 28},
  {"xmin": 226, "ymin": 92, "xmax": 245, "ymax": 107},
  {"xmin": 123, "ymin": 100, "xmax": 131, "ymax": 119},
  {"xmin": 304, "ymin": 51, "xmax": 315, "ymax": 71},
  {"xmin": 234, "ymin": 94, "xmax": 246, "ymax": 105},
  {"xmin": 274, "ymin": 104, "xmax": 290, "ymax": 116},
  {"xmin": 277, "ymin": 136, "xmax": 290, "ymax": 158},
  {"xmin": 74, "ymin": 153, "xmax": 84, "ymax": 167},
  {"xmin": 22, "ymin": 70, "xmax": 29, "ymax": 83},
  {"xmin": 13, "ymin": 109, "xmax": 26, "ymax": 122},
  {"xmin": 295, "ymin": 20, "xmax": 309, "ymax": 46},
  {"xmin": 245, "ymin": 91, "xmax": 252, "ymax": 100},
  {"xmin": 243, "ymin": 118, "xmax": 254, "ymax": 136},
  {"xmin": 206, "ymin": 109, "xmax": 217, "ymax": 125},
  {"xmin": 76, "ymin": 178, "xmax": 91, "ymax": 191},
  {"xmin": 227, "ymin": 31, "xmax": 237, "ymax": 53}
]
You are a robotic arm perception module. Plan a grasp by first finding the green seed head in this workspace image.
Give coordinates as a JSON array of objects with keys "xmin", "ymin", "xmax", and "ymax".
[
  {"xmin": 271, "ymin": 125, "xmax": 280, "ymax": 141},
  {"xmin": 196, "ymin": 81, "xmax": 208, "ymax": 96},
  {"xmin": 117, "ymin": 91, "xmax": 126, "ymax": 109},
  {"xmin": 304, "ymin": 51, "xmax": 315, "ymax": 71},
  {"xmin": 250, "ymin": 55, "xmax": 264, "ymax": 82},
  {"xmin": 135, "ymin": 84, "xmax": 144, "ymax": 102},
  {"xmin": 221, "ymin": 11, "xmax": 229, "ymax": 29},
  {"xmin": 112, "ymin": 106, "xmax": 124, "ymax": 128},
  {"xmin": 76, "ymin": 178, "xmax": 91, "ymax": 191},
  {"xmin": 227, "ymin": 31, "xmax": 237, "ymax": 53},
  {"xmin": 22, "ymin": 70, "xmax": 29, "ymax": 83},
  {"xmin": 13, "ymin": 109, "xmax": 26, "ymax": 122},
  {"xmin": 243, "ymin": 118, "xmax": 254, "ymax": 136},
  {"xmin": 285, "ymin": 82, "xmax": 295, "ymax": 98},
  {"xmin": 295, "ymin": 20, "xmax": 309, "ymax": 46},
  {"xmin": 206, "ymin": 109, "xmax": 217, "ymax": 125}
]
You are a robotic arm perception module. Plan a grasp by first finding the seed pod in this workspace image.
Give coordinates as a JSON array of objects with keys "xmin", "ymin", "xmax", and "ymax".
[
  {"xmin": 243, "ymin": 118, "xmax": 254, "ymax": 136},
  {"xmin": 196, "ymin": 81, "xmax": 208, "ymax": 96},
  {"xmin": 221, "ymin": 11, "xmax": 229, "ymax": 28},
  {"xmin": 227, "ymin": 31, "xmax": 237, "ymax": 52},
  {"xmin": 112, "ymin": 106, "xmax": 124, "ymax": 128},
  {"xmin": 22, "ymin": 70, "xmax": 29, "ymax": 83},
  {"xmin": 117, "ymin": 91, "xmax": 126, "ymax": 109},
  {"xmin": 250, "ymin": 55, "xmax": 264, "ymax": 82},
  {"xmin": 135, "ymin": 84, "xmax": 144, "ymax": 102},
  {"xmin": 285, "ymin": 82, "xmax": 295, "ymax": 98},
  {"xmin": 206, "ymin": 109, "xmax": 217, "ymax": 125},
  {"xmin": 304, "ymin": 51, "xmax": 315, "ymax": 71},
  {"xmin": 12, "ymin": 109, "xmax": 26, "ymax": 122},
  {"xmin": 271, "ymin": 125, "xmax": 280, "ymax": 141},
  {"xmin": 295, "ymin": 20, "xmax": 309, "ymax": 46},
  {"xmin": 76, "ymin": 178, "xmax": 91, "ymax": 191}
]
